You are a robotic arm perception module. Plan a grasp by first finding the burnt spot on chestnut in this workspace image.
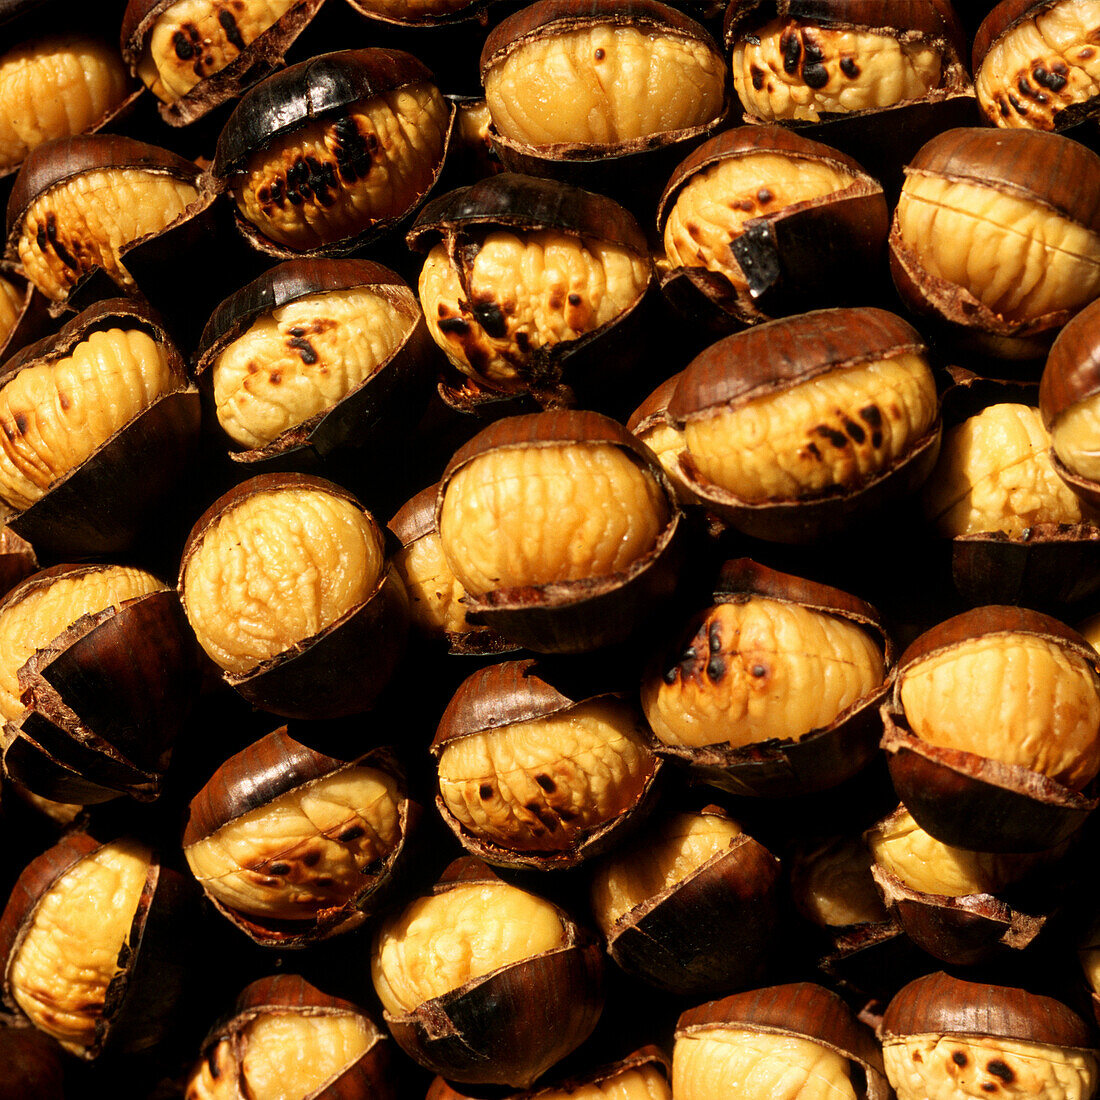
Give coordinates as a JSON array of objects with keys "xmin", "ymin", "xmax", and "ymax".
[{"xmin": 953, "ymin": 1051, "xmax": 968, "ymax": 1067}]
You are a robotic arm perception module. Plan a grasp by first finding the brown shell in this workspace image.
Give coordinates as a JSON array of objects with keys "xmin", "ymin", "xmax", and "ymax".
[
  {"xmin": 0, "ymin": 266, "xmax": 51, "ymax": 367},
  {"xmin": 178, "ymin": 472, "xmax": 409, "ymax": 720},
  {"xmin": 881, "ymin": 971, "xmax": 1094, "ymax": 1048},
  {"xmin": 0, "ymin": 526, "xmax": 35, "ymax": 601},
  {"xmin": 344, "ymin": 0, "xmax": 496, "ymax": 25},
  {"xmin": 1040, "ymin": 297, "xmax": 1100, "ymax": 428},
  {"xmin": 627, "ymin": 370, "xmax": 683, "ymax": 434}
]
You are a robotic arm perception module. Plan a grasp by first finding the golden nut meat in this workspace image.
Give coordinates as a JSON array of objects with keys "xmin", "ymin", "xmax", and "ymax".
[{"xmin": 788, "ymin": 833, "xmax": 887, "ymax": 930}]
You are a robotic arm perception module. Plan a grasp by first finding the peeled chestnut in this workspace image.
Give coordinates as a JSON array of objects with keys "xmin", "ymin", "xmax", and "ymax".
[
  {"xmin": 186, "ymin": 974, "xmax": 396, "ymax": 1100},
  {"xmin": 184, "ymin": 727, "xmax": 417, "ymax": 946},
  {"xmin": 882, "ymin": 604, "xmax": 1100, "ymax": 852},
  {"xmin": 178, "ymin": 472, "xmax": 409, "ymax": 719},
  {"xmin": 371, "ymin": 858, "xmax": 604, "ymax": 1087}
]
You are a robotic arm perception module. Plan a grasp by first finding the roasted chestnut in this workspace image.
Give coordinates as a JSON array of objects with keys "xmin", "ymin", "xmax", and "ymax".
[
  {"xmin": 626, "ymin": 371, "xmax": 694, "ymax": 505},
  {"xmin": 213, "ymin": 48, "xmax": 452, "ymax": 256},
  {"xmin": 371, "ymin": 858, "xmax": 604, "ymax": 1087},
  {"xmin": 667, "ymin": 307, "xmax": 940, "ymax": 542},
  {"xmin": 184, "ymin": 727, "xmax": 417, "ymax": 946},
  {"xmin": 345, "ymin": 0, "xmax": 496, "ymax": 24},
  {"xmin": 178, "ymin": 472, "xmax": 409, "ymax": 719},
  {"xmin": 789, "ymin": 831, "xmax": 888, "ymax": 932}
]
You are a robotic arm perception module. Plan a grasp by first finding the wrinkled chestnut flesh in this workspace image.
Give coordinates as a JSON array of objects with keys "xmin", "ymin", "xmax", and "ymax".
[
  {"xmin": 181, "ymin": 486, "xmax": 385, "ymax": 674},
  {"xmin": 439, "ymin": 441, "xmax": 670, "ymax": 595},
  {"xmin": 731, "ymin": 18, "xmax": 944, "ymax": 122},
  {"xmin": 673, "ymin": 1027, "xmax": 860, "ymax": 1100},
  {"xmin": 185, "ymin": 766, "xmax": 402, "ymax": 920},
  {"xmin": 437, "ymin": 698, "xmax": 655, "ymax": 853},
  {"xmin": 393, "ymin": 524, "xmax": 482, "ymax": 639},
  {"xmin": 0, "ymin": 328, "xmax": 177, "ymax": 510},
  {"xmin": 484, "ymin": 26, "xmax": 726, "ymax": 148},
  {"xmin": 0, "ymin": 273, "xmax": 24, "ymax": 346},
  {"xmin": 882, "ymin": 1035, "xmax": 1098, "ymax": 1100},
  {"xmin": 924, "ymin": 403, "xmax": 1091, "ymax": 536},
  {"xmin": 7, "ymin": 837, "xmax": 150, "ymax": 1055},
  {"xmin": 683, "ymin": 354, "xmax": 937, "ymax": 502},
  {"xmin": 419, "ymin": 232, "xmax": 649, "ymax": 392},
  {"xmin": 894, "ymin": 172, "xmax": 1100, "ymax": 324},
  {"xmin": 212, "ymin": 286, "xmax": 416, "ymax": 448},
  {"xmin": 234, "ymin": 86, "xmax": 449, "ymax": 252},
  {"xmin": 0, "ymin": 37, "xmax": 130, "ymax": 174},
  {"xmin": 0, "ymin": 566, "xmax": 165, "ymax": 723},
  {"xmin": 663, "ymin": 152, "xmax": 858, "ymax": 295},
  {"xmin": 16, "ymin": 169, "xmax": 200, "ymax": 301},
  {"xmin": 643, "ymin": 597, "xmax": 885, "ymax": 749},
  {"xmin": 898, "ymin": 632, "xmax": 1100, "ymax": 790},
  {"xmin": 976, "ymin": 0, "xmax": 1100, "ymax": 130},
  {"xmin": 136, "ymin": 0, "xmax": 301, "ymax": 105},
  {"xmin": 371, "ymin": 880, "xmax": 566, "ymax": 1015}
]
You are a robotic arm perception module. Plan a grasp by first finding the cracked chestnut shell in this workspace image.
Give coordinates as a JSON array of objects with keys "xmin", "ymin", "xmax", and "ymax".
[
  {"xmin": 436, "ymin": 409, "xmax": 683, "ymax": 654},
  {"xmin": 432, "ymin": 658, "xmax": 661, "ymax": 869},
  {"xmin": 674, "ymin": 982, "xmax": 891, "ymax": 1100},
  {"xmin": 408, "ymin": 172, "xmax": 654, "ymax": 411},
  {"xmin": 881, "ymin": 972, "xmax": 1099, "ymax": 1100},
  {"xmin": 186, "ymin": 974, "xmax": 396, "ymax": 1100},
  {"xmin": 121, "ymin": 0, "xmax": 328, "ymax": 126},
  {"xmin": 0, "ymin": 299, "xmax": 200, "ymax": 561},
  {"xmin": 345, "ymin": 0, "xmax": 497, "ymax": 25},
  {"xmin": 0, "ymin": 832, "xmax": 195, "ymax": 1060},
  {"xmin": 178, "ymin": 472, "xmax": 409, "ymax": 719},
  {"xmin": 213, "ymin": 48, "xmax": 453, "ymax": 257},
  {"xmin": 669, "ymin": 306, "xmax": 941, "ymax": 543},
  {"xmin": 184, "ymin": 728, "xmax": 417, "ymax": 946},
  {"xmin": 371, "ymin": 858, "xmax": 604, "ymax": 1087},
  {"xmin": 195, "ymin": 257, "xmax": 435, "ymax": 471},
  {"xmin": 657, "ymin": 125, "xmax": 888, "ymax": 329},
  {"xmin": 642, "ymin": 558, "xmax": 891, "ymax": 797},
  {"xmin": 882, "ymin": 604, "xmax": 1100, "ymax": 853}
]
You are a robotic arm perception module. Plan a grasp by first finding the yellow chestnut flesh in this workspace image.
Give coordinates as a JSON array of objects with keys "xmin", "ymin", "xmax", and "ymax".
[
  {"xmin": 371, "ymin": 880, "xmax": 566, "ymax": 1016},
  {"xmin": 923, "ymin": 404, "xmax": 1090, "ymax": 537},
  {"xmin": 393, "ymin": 529, "xmax": 479, "ymax": 637},
  {"xmin": 0, "ymin": 327, "xmax": 176, "ymax": 511},
  {"xmin": 235, "ymin": 83, "xmax": 449, "ymax": 251},
  {"xmin": 539, "ymin": 1064, "xmax": 672, "ymax": 1100},
  {"xmin": 895, "ymin": 174, "xmax": 1100, "ymax": 323},
  {"xmin": 418, "ymin": 231, "xmax": 649, "ymax": 390},
  {"xmin": 484, "ymin": 25, "xmax": 726, "ymax": 147},
  {"xmin": 17, "ymin": 169, "xmax": 200, "ymax": 302},
  {"xmin": 7, "ymin": 838, "xmax": 150, "ymax": 1055},
  {"xmin": 642, "ymin": 598, "xmax": 885, "ymax": 750},
  {"xmin": 977, "ymin": 0, "xmax": 1100, "ymax": 130},
  {"xmin": 0, "ymin": 274, "xmax": 23, "ymax": 347},
  {"xmin": 184, "ymin": 767, "xmax": 402, "ymax": 920},
  {"xmin": 137, "ymin": 0, "xmax": 299, "ymax": 104},
  {"xmin": 673, "ymin": 1029, "xmax": 857, "ymax": 1100},
  {"xmin": 732, "ymin": 17, "xmax": 942, "ymax": 123},
  {"xmin": 437, "ymin": 698, "xmax": 655, "ymax": 853},
  {"xmin": 663, "ymin": 152, "xmax": 857, "ymax": 289},
  {"xmin": 590, "ymin": 811, "xmax": 742, "ymax": 932},
  {"xmin": 634, "ymin": 420, "xmax": 690, "ymax": 500},
  {"xmin": 683, "ymin": 354, "xmax": 938, "ymax": 502},
  {"xmin": 792, "ymin": 835, "xmax": 886, "ymax": 928},
  {"xmin": 181, "ymin": 487, "xmax": 384, "ymax": 675},
  {"xmin": 439, "ymin": 442, "xmax": 669, "ymax": 595},
  {"xmin": 883, "ymin": 1035, "xmax": 1098, "ymax": 1100},
  {"xmin": 898, "ymin": 632, "xmax": 1100, "ymax": 789},
  {"xmin": 0, "ymin": 565, "xmax": 165, "ymax": 723},
  {"xmin": 1050, "ymin": 390, "xmax": 1100, "ymax": 481},
  {"xmin": 0, "ymin": 36, "xmax": 129, "ymax": 173},
  {"xmin": 212, "ymin": 286, "xmax": 415, "ymax": 448}
]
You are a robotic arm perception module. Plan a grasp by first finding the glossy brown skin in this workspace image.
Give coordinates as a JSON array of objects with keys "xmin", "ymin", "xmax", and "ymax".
[{"xmin": 1041, "ymin": 297, "xmax": 1100, "ymax": 425}]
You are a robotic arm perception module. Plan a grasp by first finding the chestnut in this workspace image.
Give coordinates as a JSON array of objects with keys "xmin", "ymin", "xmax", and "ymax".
[
  {"xmin": 432, "ymin": 657, "xmax": 661, "ymax": 869},
  {"xmin": 789, "ymin": 831, "xmax": 889, "ymax": 932},
  {"xmin": 178, "ymin": 472, "xmax": 409, "ymax": 719},
  {"xmin": 407, "ymin": 172, "xmax": 654, "ymax": 410},
  {"xmin": 668, "ymin": 307, "xmax": 941, "ymax": 542},
  {"xmin": 0, "ymin": 299, "xmax": 200, "ymax": 560},
  {"xmin": 881, "ymin": 971, "xmax": 1099, "ymax": 1100},
  {"xmin": 212, "ymin": 48, "xmax": 453, "ymax": 257},
  {"xmin": 642, "ymin": 558, "xmax": 892, "ymax": 797},
  {"xmin": 371, "ymin": 858, "xmax": 604, "ymax": 1087},
  {"xmin": 120, "ymin": 0, "xmax": 327, "ymax": 126},
  {"xmin": 626, "ymin": 370, "xmax": 694, "ymax": 505},
  {"xmin": 186, "ymin": 974, "xmax": 396, "ymax": 1100},
  {"xmin": 673, "ymin": 982, "xmax": 891, "ymax": 1099},
  {"xmin": 345, "ymin": 0, "xmax": 497, "ymax": 25},
  {"xmin": 0, "ymin": 832, "xmax": 195, "ymax": 1059},
  {"xmin": 974, "ymin": 0, "xmax": 1100, "ymax": 131},
  {"xmin": 657, "ymin": 125, "xmax": 888, "ymax": 328},
  {"xmin": 183, "ymin": 727, "xmax": 418, "ymax": 946},
  {"xmin": 890, "ymin": 127, "xmax": 1100, "ymax": 357},
  {"xmin": 436, "ymin": 409, "xmax": 683, "ymax": 653},
  {"xmin": 0, "ymin": 264, "xmax": 50, "ymax": 367},
  {"xmin": 882, "ymin": 604, "xmax": 1100, "ymax": 852}
]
